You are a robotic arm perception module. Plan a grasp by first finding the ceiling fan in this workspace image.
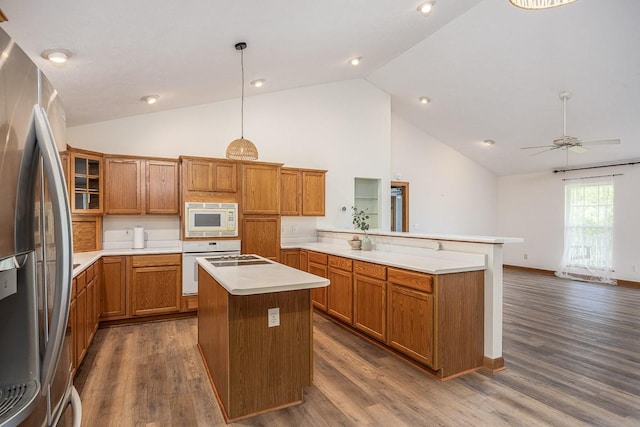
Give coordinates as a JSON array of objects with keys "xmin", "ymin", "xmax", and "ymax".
[{"xmin": 521, "ymin": 91, "xmax": 620, "ymax": 156}]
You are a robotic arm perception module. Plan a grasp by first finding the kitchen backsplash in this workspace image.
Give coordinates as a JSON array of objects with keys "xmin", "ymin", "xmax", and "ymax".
[
  {"xmin": 280, "ymin": 216, "xmax": 318, "ymax": 245},
  {"xmin": 103, "ymin": 215, "xmax": 180, "ymax": 249}
]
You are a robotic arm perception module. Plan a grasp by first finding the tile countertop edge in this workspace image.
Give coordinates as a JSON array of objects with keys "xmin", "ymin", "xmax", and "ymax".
[
  {"xmin": 196, "ymin": 257, "xmax": 330, "ymax": 296},
  {"xmin": 281, "ymin": 242, "xmax": 487, "ymax": 275},
  {"xmin": 72, "ymin": 246, "xmax": 184, "ymax": 278},
  {"xmin": 316, "ymin": 228, "xmax": 524, "ymax": 244}
]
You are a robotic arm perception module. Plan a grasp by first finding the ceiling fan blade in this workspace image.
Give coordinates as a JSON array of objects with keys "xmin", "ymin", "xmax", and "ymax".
[
  {"xmin": 581, "ymin": 139, "xmax": 621, "ymax": 146},
  {"xmin": 521, "ymin": 145, "xmax": 556, "ymax": 150},
  {"xmin": 569, "ymin": 145, "xmax": 589, "ymax": 154},
  {"xmin": 529, "ymin": 147, "xmax": 558, "ymax": 157}
]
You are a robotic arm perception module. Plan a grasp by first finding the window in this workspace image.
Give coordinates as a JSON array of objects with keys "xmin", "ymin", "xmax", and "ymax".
[{"xmin": 556, "ymin": 176, "xmax": 615, "ymax": 284}]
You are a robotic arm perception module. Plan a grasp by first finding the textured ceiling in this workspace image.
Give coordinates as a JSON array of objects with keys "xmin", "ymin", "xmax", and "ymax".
[{"xmin": 1, "ymin": 0, "xmax": 638, "ymax": 176}]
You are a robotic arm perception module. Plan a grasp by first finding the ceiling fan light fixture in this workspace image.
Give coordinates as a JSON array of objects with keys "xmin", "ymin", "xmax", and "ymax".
[
  {"xmin": 508, "ymin": 0, "xmax": 578, "ymax": 10},
  {"xmin": 250, "ymin": 79, "xmax": 265, "ymax": 88},
  {"xmin": 348, "ymin": 56, "xmax": 361, "ymax": 66},
  {"xmin": 417, "ymin": 2, "xmax": 435, "ymax": 16},
  {"xmin": 226, "ymin": 42, "xmax": 259, "ymax": 161}
]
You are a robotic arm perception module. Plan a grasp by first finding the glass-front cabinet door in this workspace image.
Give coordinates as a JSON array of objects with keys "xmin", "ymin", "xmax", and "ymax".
[{"xmin": 70, "ymin": 151, "xmax": 103, "ymax": 214}]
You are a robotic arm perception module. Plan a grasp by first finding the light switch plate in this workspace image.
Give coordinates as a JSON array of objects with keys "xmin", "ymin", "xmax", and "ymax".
[{"xmin": 268, "ymin": 307, "xmax": 280, "ymax": 327}]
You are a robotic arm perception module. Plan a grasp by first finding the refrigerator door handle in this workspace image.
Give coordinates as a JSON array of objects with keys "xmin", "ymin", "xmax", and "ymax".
[
  {"xmin": 70, "ymin": 386, "xmax": 82, "ymax": 427},
  {"xmin": 33, "ymin": 104, "xmax": 74, "ymax": 395}
]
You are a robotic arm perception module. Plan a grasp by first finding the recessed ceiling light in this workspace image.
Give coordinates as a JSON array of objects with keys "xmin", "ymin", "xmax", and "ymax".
[
  {"xmin": 141, "ymin": 95, "xmax": 159, "ymax": 105},
  {"xmin": 250, "ymin": 79, "xmax": 265, "ymax": 88},
  {"xmin": 40, "ymin": 48, "xmax": 73, "ymax": 64},
  {"xmin": 348, "ymin": 57, "xmax": 362, "ymax": 66},
  {"xmin": 419, "ymin": 96, "xmax": 431, "ymax": 104},
  {"xmin": 417, "ymin": 1, "xmax": 435, "ymax": 15},
  {"xmin": 483, "ymin": 139, "xmax": 495, "ymax": 146}
]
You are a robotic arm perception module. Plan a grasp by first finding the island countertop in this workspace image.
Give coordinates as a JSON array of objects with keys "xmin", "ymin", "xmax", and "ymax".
[
  {"xmin": 196, "ymin": 256, "xmax": 329, "ymax": 296},
  {"xmin": 281, "ymin": 242, "xmax": 486, "ymax": 275}
]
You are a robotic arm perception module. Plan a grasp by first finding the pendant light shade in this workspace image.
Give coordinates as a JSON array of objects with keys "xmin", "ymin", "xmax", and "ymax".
[
  {"xmin": 226, "ymin": 42, "xmax": 259, "ymax": 161},
  {"xmin": 508, "ymin": 0, "xmax": 578, "ymax": 9}
]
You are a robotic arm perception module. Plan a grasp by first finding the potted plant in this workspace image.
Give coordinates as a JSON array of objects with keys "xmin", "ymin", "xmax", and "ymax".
[{"xmin": 351, "ymin": 206, "xmax": 372, "ymax": 250}]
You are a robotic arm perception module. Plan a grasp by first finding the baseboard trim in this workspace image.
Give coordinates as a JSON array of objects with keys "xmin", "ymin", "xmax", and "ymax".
[
  {"xmin": 504, "ymin": 265, "xmax": 640, "ymax": 289},
  {"xmin": 483, "ymin": 356, "xmax": 506, "ymax": 372}
]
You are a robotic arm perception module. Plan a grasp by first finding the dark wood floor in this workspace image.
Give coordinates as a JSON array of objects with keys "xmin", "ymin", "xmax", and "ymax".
[{"xmin": 75, "ymin": 269, "xmax": 640, "ymax": 426}]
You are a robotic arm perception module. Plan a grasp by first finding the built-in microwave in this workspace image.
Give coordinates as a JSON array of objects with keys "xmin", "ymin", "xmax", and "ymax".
[{"xmin": 184, "ymin": 202, "xmax": 238, "ymax": 238}]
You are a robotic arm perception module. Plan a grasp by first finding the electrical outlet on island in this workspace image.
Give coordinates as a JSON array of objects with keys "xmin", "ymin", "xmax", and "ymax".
[{"xmin": 268, "ymin": 307, "xmax": 280, "ymax": 327}]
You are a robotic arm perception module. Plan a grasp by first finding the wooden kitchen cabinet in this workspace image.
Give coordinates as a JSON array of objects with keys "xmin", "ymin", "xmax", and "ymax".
[
  {"xmin": 104, "ymin": 157, "xmax": 144, "ymax": 214},
  {"xmin": 327, "ymin": 255, "xmax": 353, "ymax": 323},
  {"xmin": 130, "ymin": 254, "xmax": 182, "ymax": 316},
  {"xmin": 105, "ymin": 156, "xmax": 179, "ymax": 214},
  {"xmin": 242, "ymin": 163, "xmax": 281, "ymax": 214},
  {"xmin": 69, "ymin": 297, "xmax": 77, "ymax": 372},
  {"xmin": 242, "ymin": 216, "xmax": 281, "ymax": 261},
  {"xmin": 69, "ymin": 149, "xmax": 103, "ymax": 214},
  {"xmin": 182, "ymin": 157, "xmax": 237, "ymax": 194},
  {"xmin": 146, "ymin": 160, "xmax": 180, "ymax": 214},
  {"xmin": 281, "ymin": 249, "xmax": 301, "ymax": 269},
  {"xmin": 280, "ymin": 168, "xmax": 326, "ymax": 216},
  {"xmin": 75, "ymin": 287, "xmax": 87, "ymax": 366},
  {"xmin": 308, "ymin": 252, "xmax": 328, "ymax": 311},
  {"xmin": 101, "ymin": 256, "xmax": 128, "ymax": 320},
  {"xmin": 353, "ymin": 261, "xmax": 387, "ymax": 342},
  {"xmin": 386, "ymin": 267, "xmax": 434, "ymax": 367}
]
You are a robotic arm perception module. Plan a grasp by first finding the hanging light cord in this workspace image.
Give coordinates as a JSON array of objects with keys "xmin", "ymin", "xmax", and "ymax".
[{"xmin": 240, "ymin": 46, "xmax": 245, "ymax": 139}]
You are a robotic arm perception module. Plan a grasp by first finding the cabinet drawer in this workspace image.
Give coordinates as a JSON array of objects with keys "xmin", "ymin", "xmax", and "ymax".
[
  {"xmin": 76, "ymin": 271, "xmax": 87, "ymax": 292},
  {"xmin": 328, "ymin": 255, "xmax": 352, "ymax": 272},
  {"xmin": 353, "ymin": 260, "xmax": 386, "ymax": 280},
  {"xmin": 131, "ymin": 254, "xmax": 181, "ymax": 267},
  {"xmin": 308, "ymin": 251, "xmax": 327, "ymax": 265},
  {"xmin": 387, "ymin": 267, "xmax": 433, "ymax": 293},
  {"xmin": 86, "ymin": 263, "xmax": 95, "ymax": 283}
]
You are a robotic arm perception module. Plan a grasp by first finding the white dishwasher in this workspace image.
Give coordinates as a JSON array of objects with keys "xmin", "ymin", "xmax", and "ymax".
[{"xmin": 182, "ymin": 239, "xmax": 241, "ymax": 295}]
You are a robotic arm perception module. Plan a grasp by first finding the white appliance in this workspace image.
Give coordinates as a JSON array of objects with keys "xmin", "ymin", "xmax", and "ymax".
[
  {"xmin": 184, "ymin": 202, "xmax": 238, "ymax": 238},
  {"xmin": 0, "ymin": 28, "xmax": 81, "ymax": 427},
  {"xmin": 181, "ymin": 240, "xmax": 241, "ymax": 295}
]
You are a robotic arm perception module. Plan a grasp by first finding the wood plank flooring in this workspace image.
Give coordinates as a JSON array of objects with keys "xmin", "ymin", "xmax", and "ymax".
[{"xmin": 74, "ymin": 269, "xmax": 640, "ymax": 426}]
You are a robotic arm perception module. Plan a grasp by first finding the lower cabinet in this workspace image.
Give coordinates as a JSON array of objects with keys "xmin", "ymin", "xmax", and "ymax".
[
  {"xmin": 304, "ymin": 250, "xmax": 484, "ymax": 379},
  {"xmin": 71, "ymin": 260, "xmax": 101, "ymax": 371},
  {"xmin": 101, "ymin": 253, "xmax": 182, "ymax": 320},
  {"xmin": 327, "ymin": 256, "xmax": 353, "ymax": 323},
  {"xmin": 101, "ymin": 256, "xmax": 127, "ymax": 320},
  {"xmin": 131, "ymin": 254, "xmax": 182, "ymax": 316},
  {"xmin": 280, "ymin": 249, "xmax": 301, "ymax": 269},
  {"xmin": 387, "ymin": 283, "xmax": 434, "ymax": 367}
]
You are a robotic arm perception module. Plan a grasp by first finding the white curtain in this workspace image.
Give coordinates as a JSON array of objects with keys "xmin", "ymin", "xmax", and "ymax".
[{"xmin": 556, "ymin": 175, "xmax": 616, "ymax": 285}]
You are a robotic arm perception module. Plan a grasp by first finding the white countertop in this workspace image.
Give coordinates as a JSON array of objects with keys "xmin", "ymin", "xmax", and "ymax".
[
  {"xmin": 282, "ymin": 242, "xmax": 486, "ymax": 275},
  {"xmin": 72, "ymin": 246, "xmax": 183, "ymax": 277},
  {"xmin": 196, "ymin": 256, "xmax": 329, "ymax": 296},
  {"xmin": 317, "ymin": 228, "xmax": 524, "ymax": 244}
]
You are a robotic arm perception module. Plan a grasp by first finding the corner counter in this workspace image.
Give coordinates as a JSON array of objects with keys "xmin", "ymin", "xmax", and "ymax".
[{"xmin": 196, "ymin": 256, "xmax": 328, "ymax": 422}]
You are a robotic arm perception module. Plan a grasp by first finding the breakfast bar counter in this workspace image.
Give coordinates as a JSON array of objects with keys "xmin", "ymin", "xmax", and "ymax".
[{"xmin": 196, "ymin": 256, "xmax": 329, "ymax": 423}]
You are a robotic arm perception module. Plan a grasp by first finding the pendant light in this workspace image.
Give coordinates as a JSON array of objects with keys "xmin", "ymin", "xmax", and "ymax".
[
  {"xmin": 226, "ymin": 42, "xmax": 259, "ymax": 161},
  {"xmin": 508, "ymin": 0, "xmax": 578, "ymax": 10}
]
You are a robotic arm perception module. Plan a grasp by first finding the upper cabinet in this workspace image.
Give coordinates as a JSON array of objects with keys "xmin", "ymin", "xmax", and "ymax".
[
  {"xmin": 70, "ymin": 149, "xmax": 103, "ymax": 214},
  {"xmin": 146, "ymin": 160, "xmax": 180, "ymax": 214},
  {"xmin": 182, "ymin": 157, "xmax": 237, "ymax": 194},
  {"xmin": 241, "ymin": 163, "xmax": 281, "ymax": 214},
  {"xmin": 105, "ymin": 156, "xmax": 179, "ymax": 215},
  {"xmin": 280, "ymin": 167, "xmax": 326, "ymax": 216}
]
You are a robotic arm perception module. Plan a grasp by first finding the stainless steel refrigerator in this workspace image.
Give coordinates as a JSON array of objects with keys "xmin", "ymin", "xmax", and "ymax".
[{"xmin": 0, "ymin": 27, "xmax": 81, "ymax": 427}]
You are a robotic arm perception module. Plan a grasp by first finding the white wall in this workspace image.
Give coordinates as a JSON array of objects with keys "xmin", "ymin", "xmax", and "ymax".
[
  {"xmin": 390, "ymin": 114, "xmax": 499, "ymax": 235},
  {"xmin": 68, "ymin": 79, "xmax": 391, "ymax": 231},
  {"xmin": 498, "ymin": 166, "xmax": 640, "ymax": 282}
]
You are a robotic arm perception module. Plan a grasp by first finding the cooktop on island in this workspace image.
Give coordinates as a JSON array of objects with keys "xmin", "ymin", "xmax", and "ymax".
[{"xmin": 205, "ymin": 254, "xmax": 272, "ymax": 267}]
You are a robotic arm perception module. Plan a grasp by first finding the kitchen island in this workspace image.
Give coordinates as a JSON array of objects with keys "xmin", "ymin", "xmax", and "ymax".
[{"xmin": 196, "ymin": 256, "xmax": 329, "ymax": 423}]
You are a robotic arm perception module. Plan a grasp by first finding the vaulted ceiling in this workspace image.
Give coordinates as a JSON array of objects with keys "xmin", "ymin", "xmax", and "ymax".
[{"xmin": 1, "ymin": 0, "xmax": 638, "ymax": 175}]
